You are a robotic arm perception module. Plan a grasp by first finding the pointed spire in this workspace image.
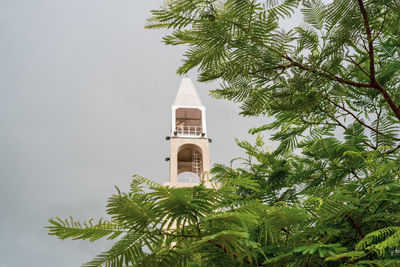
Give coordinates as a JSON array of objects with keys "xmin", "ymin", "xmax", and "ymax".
[{"xmin": 173, "ymin": 77, "xmax": 203, "ymax": 106}]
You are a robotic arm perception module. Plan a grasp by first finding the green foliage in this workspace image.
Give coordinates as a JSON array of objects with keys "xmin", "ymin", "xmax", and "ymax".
[
  {"xmin": 47, "ymin": 217, "xmax": 124, "ymax": 242},
  {"xmin": 48, "ymin": 0, "xmax": 400, "ymax": 266},
  {"xmin": 147, "ymin": 0, "xmax": 400, "ymax": 152},
  {"xmin": 48, "ymin": 176, "xmax": 274, "ymax": 266},
  {"xmin": 356, "ymin": 227, "xmax": 400, "ymax": 257}
]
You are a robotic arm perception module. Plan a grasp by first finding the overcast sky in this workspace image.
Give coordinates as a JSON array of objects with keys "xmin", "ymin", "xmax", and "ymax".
[{"xmin": 0, "ymin": 1, "xmax": 286, "ymax": 266}]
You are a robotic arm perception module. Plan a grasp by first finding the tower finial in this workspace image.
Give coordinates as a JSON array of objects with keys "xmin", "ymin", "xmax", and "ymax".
[{"xmin": 173, "ymin": 77, "xmax": 202, "ymax": 106}]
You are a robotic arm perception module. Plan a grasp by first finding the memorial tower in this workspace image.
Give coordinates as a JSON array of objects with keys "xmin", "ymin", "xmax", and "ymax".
[{"xmin": 164, "ymin": 77, "xmax": 211, "ymax": 187}]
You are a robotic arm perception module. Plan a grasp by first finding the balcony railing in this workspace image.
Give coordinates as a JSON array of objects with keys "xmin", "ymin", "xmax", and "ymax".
[{"xmin": 176, "ymin": 126, "xmax": 202, "ymax": 136}]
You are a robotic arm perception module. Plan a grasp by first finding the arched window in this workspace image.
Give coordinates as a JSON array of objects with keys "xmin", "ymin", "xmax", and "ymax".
[{"xmin": 177, "ymin": 144, "xmax": 203, "ymax": 183}]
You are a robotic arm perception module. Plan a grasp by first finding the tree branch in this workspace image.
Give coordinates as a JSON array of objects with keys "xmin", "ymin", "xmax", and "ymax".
[
  {"xmin": 357, "ymin": 0, "xmax": 400, "ymax": 121},
  {"xmin": 385, "ymin": 144, "xmax": 400, "ymax": 155},
  {"xmin": 223, "ymin": 5, "xmax": 400, "ymax": 120},
  {"xmin": 283, "ymin": 55, "xmax": 371, "ymax": 88},
  {"xmin": 347, "ymin": 56, "xmax": 370, "ymax": 78},
  {"xmin": 347, "ymin": 215, "xmax": 365, "ymax": 238},
  {"xmin": 357, "ymin": 0, "xmax": 375, "ymax": 80},
  {"xmin": 372, "ymin": 15, "xmax": 387, "ymax": 41},
  {"xmin": 374, "ymin": 82, "xmax": 400, "ymax": 121},
  {"xmin": 248, "ymin": 64, "xmax": 292, "ymax": 75},
  {"xmin": 326, "ymin": 98, "xmax": 400, "ymax": 142},
  {"xmin": 319, "ymin": 105, "xmax": 376, "ymax": 149}
]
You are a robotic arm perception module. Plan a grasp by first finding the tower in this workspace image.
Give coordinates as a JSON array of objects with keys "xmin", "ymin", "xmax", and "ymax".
[{"xmin": 165, "ymin": 77, "xmax": 211, "ymax": 188}]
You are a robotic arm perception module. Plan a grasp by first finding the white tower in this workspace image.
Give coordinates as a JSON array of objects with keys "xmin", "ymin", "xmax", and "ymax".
[{"xmin": 164, "ymin": 77, "xmax": 211, "ymax": 187}]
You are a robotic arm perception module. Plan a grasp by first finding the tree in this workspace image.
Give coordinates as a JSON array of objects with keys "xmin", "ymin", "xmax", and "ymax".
[{"xmin": 48, "ymin": 0, "xmax": 400, "ymax": 266}]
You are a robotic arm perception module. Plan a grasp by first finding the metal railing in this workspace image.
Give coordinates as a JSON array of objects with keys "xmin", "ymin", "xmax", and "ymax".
[{"xmin": 176, "ymin": 126, "xmax": 202, "ymax": 136}]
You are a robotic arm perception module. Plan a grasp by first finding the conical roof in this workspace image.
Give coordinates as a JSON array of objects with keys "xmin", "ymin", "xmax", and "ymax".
[{"xmin": 173, "ymin": 77, "xmax": 203, "ymax": 106}]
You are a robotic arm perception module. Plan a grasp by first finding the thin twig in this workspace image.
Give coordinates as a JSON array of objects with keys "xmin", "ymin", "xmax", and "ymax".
[
  {"xmin": 385, "ymin": 144, "xmax": 400, "ymax": 155},
  {"xmin": 319, "ymin": 105, "xmax": 376, "ymax": 149},
  {"xmin": 326, "ymin": 98, "xmax": 400, "ymax": 141},
  {"xmin": 347, "ymin": 56, "xmax": 370, "ymax": 78},
  {"xmin": 284, "ymin": 54, "xmax": 372, "ymax": 88}
]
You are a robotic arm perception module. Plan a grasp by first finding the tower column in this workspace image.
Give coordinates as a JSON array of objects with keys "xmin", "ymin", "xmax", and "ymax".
[
  {"xmin": 164, "ymin": 77, "xmax": 211, "ymax": 188},
  {"xmin": 169, "ymin": 141, "xmax": 178, "ymax": 185}
]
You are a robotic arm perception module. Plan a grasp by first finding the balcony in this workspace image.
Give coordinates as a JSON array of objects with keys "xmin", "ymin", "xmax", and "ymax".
[{"xmin": 175, "ymin": 126, "xmax": 202, "ymax": 136}]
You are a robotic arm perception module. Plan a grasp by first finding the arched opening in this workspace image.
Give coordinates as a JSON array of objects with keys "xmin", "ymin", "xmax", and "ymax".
[
  {"xmin": 177, "ymin": 144, "xmax": 203, "ymax": 183},
  {"xmin": 175, "ymin": 108, "xmax": 202, "ymax": 136}
]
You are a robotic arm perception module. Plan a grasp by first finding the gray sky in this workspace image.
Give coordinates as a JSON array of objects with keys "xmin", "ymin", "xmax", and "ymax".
[{"xmin": 0, "ymin": 1, "xmax": 276, "ymax": 266}]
